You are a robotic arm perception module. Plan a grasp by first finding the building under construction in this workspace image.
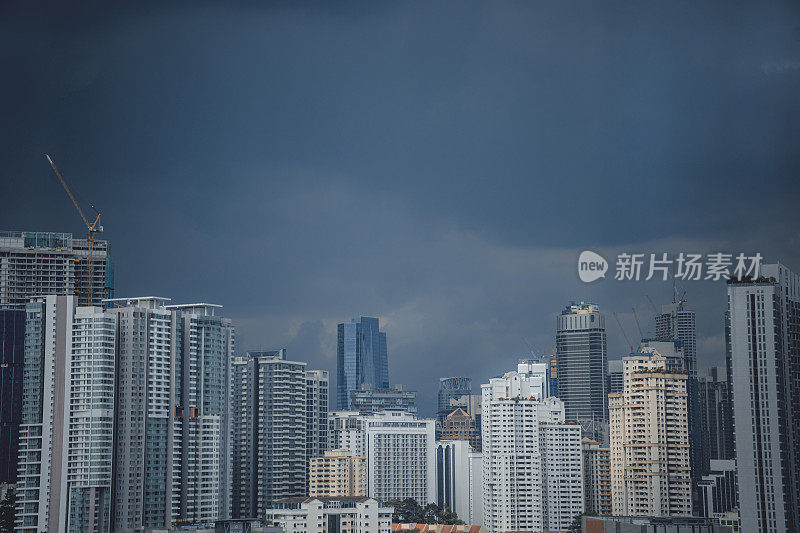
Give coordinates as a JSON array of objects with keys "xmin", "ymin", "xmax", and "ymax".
[{"xmin": 0, "ymin": 230, "xmax": 113, "ymax": 309}]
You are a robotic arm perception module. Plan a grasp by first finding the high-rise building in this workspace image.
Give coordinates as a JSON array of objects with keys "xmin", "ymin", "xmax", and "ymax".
[
  {"xmin": 0, "ymin": 309, "xmax": 24, "ymax": 484},
  {"xmin": 365, "ymin": 410, "xmax": 436, "ymax": 504},
  {"xmin": 349, "ymin": 384, "xmax": 416, "ymax": 414},
  {"xmin": 697, "ymin": 459, "xmax": 738, "ymax": 518},
  {"xmin": 436, "ymin": 440, "xmax": 475, "ymax": 523},
  {"xmin": 438, "ymin": 377, "xmax": 472, "ymax": 425},
  {"xmin": 328, "ymin": 411, "xmax": 367, "ymax": 458},
  {"xmin": 555, "ymin": 302, "xmax": 608, "ymax": 431},
  {"xmin": 481, "ymin": 364, "xmax": 583, "ymax": 533},
  {"xmin": 309, "ymin": 450, "xmax": 366, "ymax": 498},
  {"xmin": 231, "ymin": 350, "xmax": 326, "ymax": 519},
  {"xmin": 582, "ymin": 438, "xmax": 612, "ymax": 516},
  {"xmin": 639, "ymin": 338, "xmax": 686, "ymax": 371},
  {"xmin": 337, "ymin": 317, "xmax": 388, "ymax": 410},
  {"xmin": 698, "ymin": 366, "xmax": 734, "ymax": 473},
  {"xmin": 727, "ymin": 263, "xmax": 800, "ymax": 533},
  {"xmin": 609, "ymin": 350, "xmax": 692, "ymax": 517},
  {"xmin": 0, "ymin": 231, "xmax": 113, "ymax": 308},
  {"xmin": 655, "ymin": 299, "xmax": 702, "ymax": 503},
  {"xmin": 107, "ymin": 297, "xmax": 235, "ymax": 530},
  {"xmin": 306, "ymin": 369, "xmax": 330, "ymax": 476},
  {"xmin": 1, "ymin": 231, "xmax": 114, "ymax": 489},
  {"xmin": 15, "ymin": 296, "xmax": 117, "ymax": 533},
  {"xmin": 467, "ymin": 450, "xmax": 483, "ymax": 526},
  {"xmin": 607, "ymin": 359, "xmax": 623, "ymax": 395}
]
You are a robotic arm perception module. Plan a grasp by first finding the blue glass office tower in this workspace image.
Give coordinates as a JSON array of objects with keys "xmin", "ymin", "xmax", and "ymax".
[{"xmin": 337, "ymin": 317, "xmax": 389, "ymax": 410}]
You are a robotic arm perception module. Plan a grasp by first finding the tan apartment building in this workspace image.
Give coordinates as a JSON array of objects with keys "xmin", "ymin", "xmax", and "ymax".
[
  {"xmin": 309, "ymin": 450, "xmax": 366, "ymax": 497},
  {"xmin": 609, "ymin": 350, "xmax": 691, "ymax": 517}
]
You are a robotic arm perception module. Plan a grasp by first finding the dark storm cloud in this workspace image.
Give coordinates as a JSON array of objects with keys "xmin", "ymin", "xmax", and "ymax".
[{"xmin": 1, "ymin": 1, "xmax": 799, "ymax": 414}]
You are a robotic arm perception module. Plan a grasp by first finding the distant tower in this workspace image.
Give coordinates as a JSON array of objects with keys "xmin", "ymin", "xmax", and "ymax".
[
  {"xmin": 555, "ymin": 302, "xmax": 608, "ymax": 430},
  {"xmin": 437, "ymin": 377, "xmax": 472, "ymax": 423},
  {"xmin": 698, "ymin": 366, "xmax": 734, "ymax": 474},
  {"xmin": 336, "ymin": 317, "xmax": 389, "ymax": 410}
]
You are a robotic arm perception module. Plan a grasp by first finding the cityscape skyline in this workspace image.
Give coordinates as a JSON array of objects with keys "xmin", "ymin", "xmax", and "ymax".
[
  {"xmin": 2, "ymin": 3, "xmax": 799, "ymax": 419},
  {"xmin": 1, "ymin": 226, "xmax": 796, "ymax": 531},
  {"xmin": 3, "ymin": 3, "xmax": 799, "ymax": 532},
  {"xmin": 0, "ymin": 227, "xmax": 792, "ymax": 418}
]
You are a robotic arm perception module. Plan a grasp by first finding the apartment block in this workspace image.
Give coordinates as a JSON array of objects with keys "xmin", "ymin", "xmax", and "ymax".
[
  {"xmin": 328, "ymin": 411, "xmax": 367, "ymax": 458},
  {"xmin": 609, "ymin": 350, "xmax": 692, "ymax": 517},
  {"xmin": 481, "ymin": 364, "xmax": 583, "ymax": 533},
  {"xmin": 15, "ymin": 296, "xmax": 116, "ymax": 533},
  {"xmin": 107, "ymin": 297, "xmax": 235, "ymax": 530},
  {"xmin": 231, "ymin": 350, "xmax": 328, "ymax": 520},
  {"xmin": 309, "ymin": 450, "xmax": 366, "ymax": 497}
]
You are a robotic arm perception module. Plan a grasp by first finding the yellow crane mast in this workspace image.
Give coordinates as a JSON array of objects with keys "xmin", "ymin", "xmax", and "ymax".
[{"xmin": 45, "ymin": 154, "xmax": 103, "ymax": 306}]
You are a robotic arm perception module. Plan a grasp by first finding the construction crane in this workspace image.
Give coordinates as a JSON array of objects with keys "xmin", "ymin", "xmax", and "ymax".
[
  {"xmin": 632, "ymin": 306, "xmax": 644, "ymax": 339},
  {"xmin": 646, "ymin": 294, "xmax": 659, "ymax": 314},
  {"xmin": 45, "ymin": 154, "xmax": 103, "ymax": 306},
  {"xmin": 613, "ymin": 312, "xmax": 634, "ymax": 353}
]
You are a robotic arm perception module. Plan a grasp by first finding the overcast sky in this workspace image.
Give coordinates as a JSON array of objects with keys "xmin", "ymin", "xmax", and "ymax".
[{"xmin": 2, "ymin": 1, "xmax": 799, "ymax": 415}]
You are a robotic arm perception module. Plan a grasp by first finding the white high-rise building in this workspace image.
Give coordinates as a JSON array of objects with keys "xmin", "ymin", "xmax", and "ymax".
[
  {"xmin": 106, "ymin": 297, "xmax": 235, "ymax": 530},
  {"xmin": 15, "ymin": 296, "xmax": 117, "ymax": 533},
  {"xmin": 435, "ymin": 440, "xmax": 473, "ymax": 523},
  {"xmin": 365, "ymin": 411, "xmax": 436, "ymax": 504},
  {"xmin": 727, "ymin": 263, "xmax": 800, "ymax": 533},
  {"xmin": 328, "ymin": 411, "xmax": 368, "ymax": 458},
  {"xmin": 481, "ymin": 365, "xmax": 583, "ymax": 533},
  {"xmin": 467, "ymin": 450, "xmax": 483, "ymax": 526},
  {"xmin": 609, "ymin": 350, "xmax": 691, "ymax": 517}
]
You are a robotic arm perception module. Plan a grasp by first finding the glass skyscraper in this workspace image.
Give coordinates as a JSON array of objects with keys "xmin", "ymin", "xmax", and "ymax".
[
  {"xmin": 337, "ymin": 317, "xmax": 389, "ymax": 410},
  {"xmin": 555, "ymin": 302, "xmax": 608, "ymax": 431}
]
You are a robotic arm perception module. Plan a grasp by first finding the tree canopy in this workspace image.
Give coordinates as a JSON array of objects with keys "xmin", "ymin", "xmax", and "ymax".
[{"xmin": 386, "ymin": 498, "xmax": 464, "ymax": 525}]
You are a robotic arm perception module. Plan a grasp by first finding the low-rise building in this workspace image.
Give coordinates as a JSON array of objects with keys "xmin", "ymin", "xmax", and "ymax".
[
  {"xmin": 582, "ymin": 515, "xmax": 733, "ymax": 533},
  {"xmin": 265, "ymin": 496, "xmax": 393, "ymax": 533},
  {"xmin": 310, "ymin": 450, "xmax": 367, "ymax": 497}
]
